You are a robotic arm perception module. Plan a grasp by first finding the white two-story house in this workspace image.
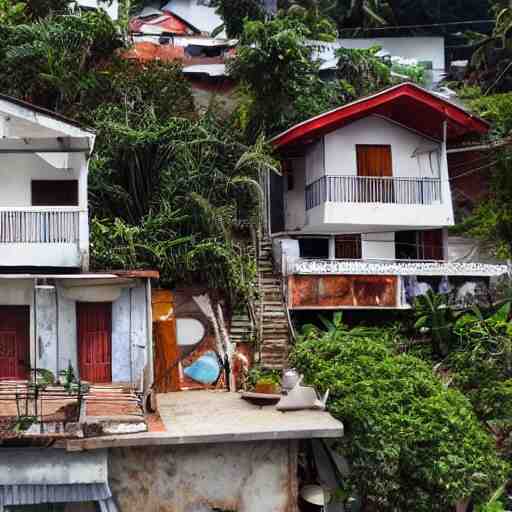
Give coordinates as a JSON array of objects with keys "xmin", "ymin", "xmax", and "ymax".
[
  {"xmin": 268, "ymin": 83, "xmax": 508, "ymax": 310},
  {"xmin": 0, "ymin": 95, "xmax": 154, "ymax": 386}
]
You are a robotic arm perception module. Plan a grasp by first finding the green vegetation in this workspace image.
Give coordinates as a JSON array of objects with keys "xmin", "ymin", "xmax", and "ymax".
[{"xmin": 291, "ymin": 313, "xmax": 510, "ymax": 511}]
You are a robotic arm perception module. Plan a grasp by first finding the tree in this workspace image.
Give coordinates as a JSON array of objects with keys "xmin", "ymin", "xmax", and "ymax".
[
  {"xmin": 291, "ymin": 315, "xmax": 508, "ymax": 511},
  {"xmin": 0, "ymin": 0, "xmax": 26, "ymax": 25},
  {"xmin": 0, "ymin": 11, "xmax": 122, "ymax": 112},
  {"xmin": 228, "ymin": 15, "xmax": 342, "ymax": 138},
  {"xmin": 211, "ymin": 0, "xmax": 268, "ymax": 37}
]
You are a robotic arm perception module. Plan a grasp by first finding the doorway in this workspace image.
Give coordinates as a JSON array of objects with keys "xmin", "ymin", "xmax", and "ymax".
[
  {"xmin": 77, "ymin": 302, "xmax": 112, "ymax": 383},
  {"xmin": 0, "ymin": 306, "xmax": 29, "ymax": 380},
  {"xmin": 356, "ymin": 145, "xmax": 393, "ymax": 202}
]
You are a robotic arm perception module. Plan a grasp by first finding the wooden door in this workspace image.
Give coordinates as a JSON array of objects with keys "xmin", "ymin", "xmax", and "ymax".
[
  {"xmin": 335, "ymin": 234, "xmax": 362, "ymax": 259},
  {"xmin": 77, "ymin": 302, "xmax": 112, "ymax": 383},
  {"xmin": 0, "ymin": 306, "xmax": 29, "ymax": 380},
  {"xmin": 356, "ymin": 145, "xmax": 393, "ymax": 202},
  {"xmin": 152, "ymin": 289, "xmax": 180, "ymax": 393},
  {"xmin": 419, "ymin": 229, "xmax": 444, "ymax": 261}
]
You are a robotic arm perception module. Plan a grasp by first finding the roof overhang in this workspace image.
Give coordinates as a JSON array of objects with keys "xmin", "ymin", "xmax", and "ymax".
[{"xmin": 271, "ymin": 83, "xmax": 490, "ymax": 152}]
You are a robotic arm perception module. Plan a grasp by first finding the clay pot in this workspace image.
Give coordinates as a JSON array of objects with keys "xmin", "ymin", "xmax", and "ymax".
[{"xmin": 255, "ymin": 382, "xmax": 278, "ymax": 394}]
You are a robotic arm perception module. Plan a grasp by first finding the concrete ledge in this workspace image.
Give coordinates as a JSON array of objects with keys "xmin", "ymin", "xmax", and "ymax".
[{"xmin": 66, "ymin": 391, "xmax": 343, "ymax": 451}]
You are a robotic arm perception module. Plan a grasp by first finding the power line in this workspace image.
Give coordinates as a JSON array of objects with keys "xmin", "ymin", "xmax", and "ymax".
[{"xmin": 338, "ymin": 19, "xmax": 495, "ymax": 34}]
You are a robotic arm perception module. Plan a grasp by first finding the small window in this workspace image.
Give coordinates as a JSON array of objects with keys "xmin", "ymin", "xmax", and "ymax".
[
  {"xmin": 335, "ymin": 234, "xmax": 362, "ymax": 259},
  {"xmin": 287, "ymin": 173, "xmax": 294, "ymax": 191},
  {"xmin": 31, "ymin": 180, "xmax": 78, "ymax": 206},
  {"xmin": 299, "ymin": 238, "xmax": 329, "ymax": 259}
]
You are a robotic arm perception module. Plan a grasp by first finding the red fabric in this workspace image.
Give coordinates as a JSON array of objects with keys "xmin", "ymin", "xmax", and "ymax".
[{"xmin": 272, "ymin": 83, "xmax": 490, "ymax": 150}]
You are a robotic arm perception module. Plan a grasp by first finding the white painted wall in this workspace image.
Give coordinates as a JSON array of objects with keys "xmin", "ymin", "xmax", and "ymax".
[
  {"xmin": 323, "ymin": 116, "xmax": 441, "ymax": 179},
  {"xmin": 305, "ymin": 139, "xmax": 325, "ymax": 185},
  {"xmin": 75, "ymin": 0, "xmax": 119, "ymax": 20},
  {"xmin": 163, "ymin": 0, "xmax": 224, "ymax": 34},
  {"xmin": 317, "ymin": 37, "xmax": 446, "ymax": 71},
  {"xmin": 362, "ymin": 232, "xmax": 395, "ymax": 259},
  {"xmin": 285, "ymin": 158, "xmax": 306, "ymax": 231},
  {"xmin": 0, "ymin": 279, "xmax": 149, "ymax": 385},
  {"xmin": 280, "ymin": 115, "xmax": 452, "ymax": 233},
  {"xmin": 0, "ymin": 153, "xmax": 80, "ymax": 207}
]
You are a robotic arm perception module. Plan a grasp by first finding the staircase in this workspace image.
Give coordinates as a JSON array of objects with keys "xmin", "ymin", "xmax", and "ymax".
[
  {"xmin": 257, "ymin": 239, "xmax": 290, "ymax": 369},
  {"xmin": 229, "ymin": 313, "xmax": 254, "ymax": 345}
]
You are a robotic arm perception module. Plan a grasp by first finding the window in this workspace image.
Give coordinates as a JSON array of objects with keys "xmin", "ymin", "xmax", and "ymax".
[
  {"xmin": 299, "ymin": 238, "xmax": 329, "ymax": 259},
  {"xmin": 31, "ymin": 180, "xmax": 78, "ymax": 206},
  {"xmin": 396, "ymin": 230, "xmax": 444, "ymax": 261},
  {"xmin": 335, "ymin": 234, "xmax": 362, "ymax": 259}
]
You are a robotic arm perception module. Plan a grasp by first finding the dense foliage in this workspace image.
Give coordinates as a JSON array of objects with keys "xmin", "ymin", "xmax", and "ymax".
[
  {"xmin": 291, "ymin": 314, "xmax": 508, "ymax": 512},
  {"xmin": 229, "ymin": 15, "xmax": 394, "ymax": 138}
]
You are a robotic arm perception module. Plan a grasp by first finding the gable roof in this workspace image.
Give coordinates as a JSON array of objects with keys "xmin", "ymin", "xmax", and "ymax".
[
  {"xmin": 271, "ymin": 83, "xmax": 489, "ymax": 151},
  {"xmin": 0, "ymin": 93, "xmax": 94, "ymax": 139}
]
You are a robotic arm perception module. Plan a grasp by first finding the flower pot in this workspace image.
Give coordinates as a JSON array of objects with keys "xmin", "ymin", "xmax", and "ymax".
[{"xmin": 255, "ymin": 382, "xmax": 278, "ymax": 394}]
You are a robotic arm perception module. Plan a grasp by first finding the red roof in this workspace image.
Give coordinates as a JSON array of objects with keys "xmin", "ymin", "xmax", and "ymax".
[{"xmin": 272, "ymin": 83, "xmax": 490, "ymax": 151}]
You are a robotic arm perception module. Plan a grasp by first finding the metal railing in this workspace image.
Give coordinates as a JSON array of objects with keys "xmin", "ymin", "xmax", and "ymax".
[
  {"xmin": 0, "ymin": 208, "xmax": 80, "ymax": 244},
  {"xmin": 306, "ymin": 175, "xmax": 442, "ymax": 210}
]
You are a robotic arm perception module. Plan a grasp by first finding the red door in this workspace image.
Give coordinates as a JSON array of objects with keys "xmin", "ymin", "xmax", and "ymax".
[
  {"xmin": 0, "ymin": 306, "xmax": 29, "ymax": 380},
  {"xmin": 77, "ymin": 302, "xmax": 112, "ymax": 383}
]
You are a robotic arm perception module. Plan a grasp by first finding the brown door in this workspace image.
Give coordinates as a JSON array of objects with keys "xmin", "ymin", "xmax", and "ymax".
[
  {"xmin": 152, "ymin": 290, "xmax": 180, "ymax": 393},
  {"xmin": 356, "ymin": 145, "xmax": 393, "ymax": 202},
  {"xmin": 0, "ymin": 306, "xmax": 29, "ymax": 380},
  {"xmin": 419, "ymin": 229, "xmax": 444, "ymax": 261},
  {"xmin": 77, "ymin": 302, "xmax": 112, "ymax": 383},
  {"xmin": 335, "ymin": 234, "xmax": 362, "ymax": 259}
]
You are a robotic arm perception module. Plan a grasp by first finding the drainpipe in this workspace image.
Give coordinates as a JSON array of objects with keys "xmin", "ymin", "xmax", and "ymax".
[
  {"xmin": 33, "ymin": 278, "xmax": 37, "ymax": 382},
  {"xmin": 440, "ymin": 119, "xmax": 454, "ymax": 225}
]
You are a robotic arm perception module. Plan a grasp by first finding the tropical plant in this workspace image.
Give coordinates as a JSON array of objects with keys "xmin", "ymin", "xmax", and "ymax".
[
  {"xmin": 414, "ymin": 291, "xmax": 457, "ymax": 357},
  {"xmin": 0, "ymin": 0, "xmax": 26, "ymax": 24},
  {"xmin": 456, "ymin": 148, "xmax": 512, "ymax": 259},
  {"xmin": 290, "ymin": 317, "xmax": 509, "ymax": 511},
  {"xmin": 0, "ymin": 11, "xmax": 122, "ymax": 111},
  {"xmin": 335, "ymin": 45, "xmax": 391, "ymax": 99},
  {"xmin": 230, "ymin": 15, "xmax": 345, "ymax": 137},
  {"xmin": 211, "ymin": 0, "xmax": 268, "ymax": 37}
]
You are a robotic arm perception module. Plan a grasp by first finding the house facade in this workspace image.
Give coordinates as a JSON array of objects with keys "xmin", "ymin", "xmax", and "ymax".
[
  {"xmin": 267, "ymin": 83, "xmax": 508, "ymax": 310},
  {"xmin": 0, "ymin": 95, "xmax": 154, "ymax": 389}
]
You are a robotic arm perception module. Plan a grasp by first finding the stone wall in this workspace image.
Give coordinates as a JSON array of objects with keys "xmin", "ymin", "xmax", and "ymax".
[{"xmin": 109, "ymin": 441, "xmax": 298, "ymax": 512}]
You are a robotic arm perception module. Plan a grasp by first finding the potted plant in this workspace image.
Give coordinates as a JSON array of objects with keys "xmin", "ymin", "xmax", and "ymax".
[{"xmin": 255, "ymin": 376, "xmax": 280, "ymax": 395}]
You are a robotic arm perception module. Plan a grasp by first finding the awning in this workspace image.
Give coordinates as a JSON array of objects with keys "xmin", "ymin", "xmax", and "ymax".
[{"xmin": 0, "ymin": 449, "xmax": 117, "ymax": 511}]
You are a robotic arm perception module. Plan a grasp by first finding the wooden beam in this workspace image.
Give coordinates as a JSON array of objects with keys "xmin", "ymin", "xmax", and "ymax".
[{"xmin": 0, "ymin": 137, "xmax": 91, "ymax": 153}]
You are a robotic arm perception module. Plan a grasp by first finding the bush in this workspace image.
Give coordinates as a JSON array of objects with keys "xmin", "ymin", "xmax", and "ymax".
[{"xmin": 290, "ymin": 317, "xmax": 508, "ymax": 511}]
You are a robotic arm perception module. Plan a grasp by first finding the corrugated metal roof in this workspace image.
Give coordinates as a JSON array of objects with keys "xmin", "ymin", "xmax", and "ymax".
[{"xmin": 0, "ymin": 483, "xmax": 111, "ymax": 506}]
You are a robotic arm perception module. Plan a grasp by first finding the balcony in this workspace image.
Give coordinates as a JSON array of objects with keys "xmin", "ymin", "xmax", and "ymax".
[
  {"xmin": 303, "ymin": 175, "xmax": 451, "ymax": 232},
  {"xmin": 306, "ymin": 175, "xmax": 442, "ymax": 209},
  {"xmin": 0, "ymin": 207, "xmax": 86, "ymax": 268}
]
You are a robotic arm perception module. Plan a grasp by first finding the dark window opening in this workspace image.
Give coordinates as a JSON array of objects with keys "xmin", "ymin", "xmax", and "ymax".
[
  {"xmin": 299, "ymin": 238, "xmax": 329, "ymax": 259},
  {"xmin": 396, "ymin": 230, "xmax": 444, "ymax": 261},
  {"xmin": 335, "ymin": 234, "xmax": 362, "ymax": 259},
  {"xmin": 31, "ymin": 180, "xmax": 78, "ymax": 206}
]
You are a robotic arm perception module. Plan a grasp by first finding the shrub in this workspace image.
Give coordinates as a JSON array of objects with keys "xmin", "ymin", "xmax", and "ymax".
[{"xmin": 290, "ymin": 318, "xmax": 508, "ymax": 511}]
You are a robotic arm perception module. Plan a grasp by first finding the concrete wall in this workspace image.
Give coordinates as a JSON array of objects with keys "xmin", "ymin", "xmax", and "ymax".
[
  {"xmin": 323, "ymin": 116, "xmax": 441, "ymax": 180},
  {"xmin": 0, "ymin": 280, "xmax": 149, "ymax": 384},
  {"xmin": 285, "ymin": 158, "xmax": 306, "ymax": 231},
  {"xmin": 109, "ymin": 441, "xmax": 298, "ymax": 512},
  {"xmin": 0, "ymin": 152, "xmax": 81, "ymax": 207},
  {"xmin": 318, "ymin": 37, "xmax": 446, "ymax": 71}
]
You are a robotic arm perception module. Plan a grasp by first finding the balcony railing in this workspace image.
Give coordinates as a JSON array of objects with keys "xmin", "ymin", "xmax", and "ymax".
[
  {"xmin": 306, "ymin": 176, "xmax": 442, "ymax": 210},
  {"xmin": 0, "ymin": 208, "xmax": 80, "ymax": 244}
]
